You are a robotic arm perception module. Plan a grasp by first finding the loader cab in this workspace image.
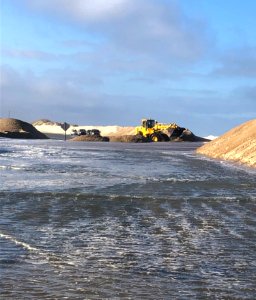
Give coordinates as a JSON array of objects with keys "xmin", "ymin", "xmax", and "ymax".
[{"xmin": 142, "ymin": 119, "xmax": 156, "ymax": 129}]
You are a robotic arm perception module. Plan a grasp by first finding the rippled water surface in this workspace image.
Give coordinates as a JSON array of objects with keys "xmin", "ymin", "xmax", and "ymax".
[{"xmin": 1, "ymin": 139, "xmax": 256, "ymax": 299}]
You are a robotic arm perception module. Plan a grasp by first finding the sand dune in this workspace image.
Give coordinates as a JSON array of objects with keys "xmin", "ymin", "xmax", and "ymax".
[
  {"xmin": 33, "ymin": 122, "xmax": 135, "ymax": 137},
  {"xmin": 196, "ymin": 119, "xmax": 256, "ymax": 167},
  {"xmin": 0, "ymin": 118, "xmax": 48, "ymax": 139}
]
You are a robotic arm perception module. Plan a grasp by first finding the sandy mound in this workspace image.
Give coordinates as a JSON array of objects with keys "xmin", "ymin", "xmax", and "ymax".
[
  {"xmin": 196, "ymin": 119, "xmax": 256, "ymax": 167},
  {"xmin": 109, "ymin": 135, "xmax": 149, "ymax": 143},
  {"xmin": 0, "ymin": 118, "xmax": 49, "ymax": 139},
  {"xmin": 70, "ymin": 135, "xmax": 109, "ymax": 142}
]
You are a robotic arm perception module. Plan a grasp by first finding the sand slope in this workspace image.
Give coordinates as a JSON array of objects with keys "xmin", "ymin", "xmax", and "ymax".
[
  {"xmin": 196, "ymin": 119, "xmax": 256, "ymax": 167},
  {"xmin": 0, "ymin": 118, "xmax": 48, "ymax": 139}
]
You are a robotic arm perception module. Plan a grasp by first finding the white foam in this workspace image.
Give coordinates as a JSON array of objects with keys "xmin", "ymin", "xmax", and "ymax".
[
  {"xmin": 0, "ymin": 232, "xmax": 39, "ymax": 252},
  {"xmin": 0, "ymin": 232, "xmax": 79, "ymax": 268}
]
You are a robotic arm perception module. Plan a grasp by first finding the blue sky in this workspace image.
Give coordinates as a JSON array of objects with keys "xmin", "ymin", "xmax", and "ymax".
[{"xmin": 1, "ymin": 0, "xmax": 255, "ymax": 135}]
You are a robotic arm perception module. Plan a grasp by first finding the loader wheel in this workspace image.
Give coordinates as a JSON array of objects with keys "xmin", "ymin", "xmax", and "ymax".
[{"xmin": 150, "ymin": 133, "xmax": 162, "ymax": 142}]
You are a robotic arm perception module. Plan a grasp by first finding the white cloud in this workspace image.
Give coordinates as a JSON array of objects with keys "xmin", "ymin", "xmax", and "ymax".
[
  {"xmin": 22, "ymin": 0, "xmax": 209, "ymax": 62},
  {"xmin": 25, "ymin": 0, "xmax": 132, "ymax": 22}
]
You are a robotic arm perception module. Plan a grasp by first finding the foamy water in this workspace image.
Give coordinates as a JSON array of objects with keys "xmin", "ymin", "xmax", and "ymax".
[{"xmin": 1, "ymin": 139, "xmax": 256, "ymax": 299}]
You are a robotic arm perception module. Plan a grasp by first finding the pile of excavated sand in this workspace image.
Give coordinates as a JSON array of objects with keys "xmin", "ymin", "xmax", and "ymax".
[
  {"xmin": 0, "ymin": 118, "xmax": 48, "ymax": 139},
  {"xmin": 196, "ymin": 119, "xmax": 256, "ymax": 167},
  {"xmin": 70, "ymin": 135, "xmax": 109, "ymax": 142},
  {"xmin": 109, "ymin": 135, "xmax": 149, "ymax": 143}
]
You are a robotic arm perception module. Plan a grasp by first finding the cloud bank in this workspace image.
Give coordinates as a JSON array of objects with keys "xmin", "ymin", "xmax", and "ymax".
[{"xmin": 22, "ymin": 0, "xmax": 208, "ymax": 61}]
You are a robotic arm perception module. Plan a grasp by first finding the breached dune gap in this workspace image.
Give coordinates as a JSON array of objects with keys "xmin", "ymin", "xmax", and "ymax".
[{"xmin": 196, "ymin": 119, "xmax": 256, "ymax": 167}]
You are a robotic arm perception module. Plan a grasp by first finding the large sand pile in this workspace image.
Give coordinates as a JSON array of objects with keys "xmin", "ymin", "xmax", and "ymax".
[
  {"xmin": 0, "ymin": 118, "xmax": 48, "ymax": 139},
  {"xmin": 196, "ymin": 119, "xmax": 256, "ymax": 167}
]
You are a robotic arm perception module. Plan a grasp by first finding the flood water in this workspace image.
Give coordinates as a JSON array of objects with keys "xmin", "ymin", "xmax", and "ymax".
[{"xmin": 0, "ymin": 139, "xmax": 256, "ymax": 299}]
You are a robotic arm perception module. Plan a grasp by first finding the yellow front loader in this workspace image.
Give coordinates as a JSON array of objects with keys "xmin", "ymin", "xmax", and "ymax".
[{"xmin": 135, "ymin": 119, "xmax": 185, "ymax": 142}]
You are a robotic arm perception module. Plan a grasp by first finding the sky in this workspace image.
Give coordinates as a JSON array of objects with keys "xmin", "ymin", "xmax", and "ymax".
[{"xmin": 0, "ymin": 0, "xmax": 256, "ymax": 136}]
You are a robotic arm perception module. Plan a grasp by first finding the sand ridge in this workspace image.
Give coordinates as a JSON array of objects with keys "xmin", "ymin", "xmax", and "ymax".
[{"xmin": 196, "ymin": 119, "xmax": 256, "ymax": 167}]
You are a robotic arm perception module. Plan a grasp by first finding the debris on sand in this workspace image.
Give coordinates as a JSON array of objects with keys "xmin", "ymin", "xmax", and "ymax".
[{"xmin": 172, "ymin": 129, "xmax": 210, "ymax": 142}]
